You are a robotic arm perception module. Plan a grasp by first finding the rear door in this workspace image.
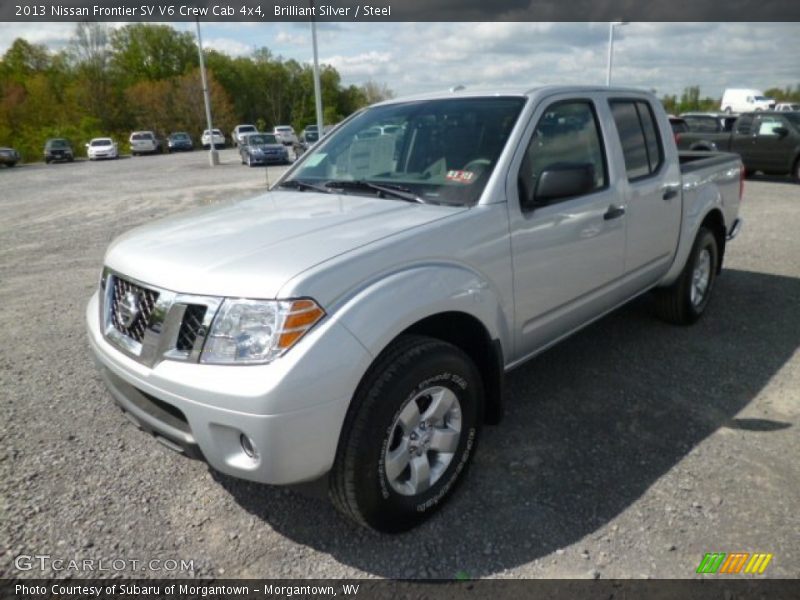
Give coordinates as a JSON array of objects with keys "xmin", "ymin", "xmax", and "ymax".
[
  {"xmin": 608, "ymin": 98, "xmax": 681, "ymax": 283},
  {"xmin": 508, "ymin": 94, "xmax": 626, "ymax": 357}
]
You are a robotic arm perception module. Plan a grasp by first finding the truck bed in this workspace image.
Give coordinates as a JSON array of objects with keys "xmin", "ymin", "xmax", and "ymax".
[{"xmin": 678, "ymin": 150, "xmax": 740, "ymax": 174}]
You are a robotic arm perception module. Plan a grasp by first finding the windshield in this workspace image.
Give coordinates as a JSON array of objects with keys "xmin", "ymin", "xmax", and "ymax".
[
  {"xmin": 171, "ymin": 133, "xmax": 189, "ymax": 140},
  {"xmin": 754, "ymin": 96, "xmax": 770, "ymax": 101},
  {"xmin": 285, "ymin": 96, "xmax": 525, "ymax": 206},
  {"xmin": 48, "ymin": 139, "xmax": 69, "ymax": 148},
  {"xmin": 247, "ymin": 134, "xmax": 278, "ymax": 145},
  {"xmin": 132, "ymin": 133, "xmax": 153, "ymax": 140},
  {"xmin": 91, "ymin": 139, "xmax": 111, "ymax": 146},
  {"xmin": 276, "ymin": 127, "xmax": 293, "ymax": 133},
  {"xmin": 239, "ymin": 126, "xmax": 257, "ymax": 133},
  {"xmin": 785, "ymin": 114, "xmax": 800, "ymax": 128}
]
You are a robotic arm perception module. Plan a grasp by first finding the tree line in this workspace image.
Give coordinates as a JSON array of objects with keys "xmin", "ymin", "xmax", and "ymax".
[
  {"xmin": 660, "ymin": 84, "xmax": 800, "ymax": 115},
  {"xmin": 0, "ymin": 23, "xmax": 394, "ymax": 161}
]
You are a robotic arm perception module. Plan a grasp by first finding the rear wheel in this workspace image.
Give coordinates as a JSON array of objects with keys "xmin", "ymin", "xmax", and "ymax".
[
  {"xmin": 653, "ymin": 227, "xmax": 719, "ymax": 325},
  {"xmin": 330, "ymin": 335, "xmax": 483, "ymax": 533}
]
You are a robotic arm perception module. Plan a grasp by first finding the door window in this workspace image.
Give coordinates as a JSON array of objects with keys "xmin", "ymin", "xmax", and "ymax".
[
  {"xmin": 755, "ymin": 116, "xmax": 785, "ymax": 136},
  {"xmin": 609, "ymin": 100, "xmax": 664, "ymax": 180},
  {"xmin": 517, "ymin": 100, "xmax": 607, "ymax": 208}
]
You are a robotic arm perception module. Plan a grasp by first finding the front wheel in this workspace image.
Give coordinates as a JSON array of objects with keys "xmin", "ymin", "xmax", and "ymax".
[
  {"xmin": 653, "ymin": 227, "xmax": 719, "ymax": 325},
  {"xmin": 330, "ymin": 335, "xmax": 483, "ymax": 533}
]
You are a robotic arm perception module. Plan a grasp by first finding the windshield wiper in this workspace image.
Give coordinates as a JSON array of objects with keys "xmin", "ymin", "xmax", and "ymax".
[
  {"xmin": 324, "ymin": 180, "xmax": 427, "ymax": 204},
  {"xmin": 276, "ymin": 179, "xmax": 333, "ymax": 194}
]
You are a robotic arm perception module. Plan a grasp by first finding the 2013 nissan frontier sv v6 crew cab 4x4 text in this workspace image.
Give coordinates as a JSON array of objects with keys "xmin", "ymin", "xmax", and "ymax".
[{"xmin": 87, "ymin": 86, "xmax": 743, "ymax": 532}]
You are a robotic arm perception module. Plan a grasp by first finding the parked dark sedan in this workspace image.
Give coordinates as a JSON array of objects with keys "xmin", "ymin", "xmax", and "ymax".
[
  {"xmin": 167, "ymin": 132, "xmax": 194, "ymax": 153},
  {"xmin": 0, "ymin": 146, "xmax": 20, "ymax": 167},
  {"xmin": 239, "ymin": 133, "xmax": 290, "ymax": 166},
  {"xmin": 44, "ymin": 138, "xmax": 75, "ymax": 163}
]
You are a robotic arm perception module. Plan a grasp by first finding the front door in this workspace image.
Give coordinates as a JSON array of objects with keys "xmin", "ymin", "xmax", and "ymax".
[{"xmin": 509, "ymin": 97, "xmax": 626, "ymax": 359}]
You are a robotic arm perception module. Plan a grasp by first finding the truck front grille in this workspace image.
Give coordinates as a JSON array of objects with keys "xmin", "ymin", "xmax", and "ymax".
[
  {"xmin": 176, "ymin": 305, "xmax": 207, "ymax": 352},
  {"xmin": 101, "ymin": 268, "xmax": 222, "ymax": 367},
  {"xmin": 110, "ymin": 277, "xmax": 159, "ymax": 342}
]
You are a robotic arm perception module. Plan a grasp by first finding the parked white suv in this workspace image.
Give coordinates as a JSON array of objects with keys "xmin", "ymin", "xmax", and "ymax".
[
  {"xmin": 129, "ymin": 131, "xmax": 160, "ymax": 156},
  {"xmin": 273, "ymin": 125, "xmax": 299, "ymax": 146},
  {"xmin": 201, "ymin": 129, "xmax": 226, "ymax": 149},
  {"xmin": 720, "ymin": 89, "xmax": 775, "ymax": 113},
  {"xmin": 231, "ymin": 124, "xmax": 257, "ymax": 147}
]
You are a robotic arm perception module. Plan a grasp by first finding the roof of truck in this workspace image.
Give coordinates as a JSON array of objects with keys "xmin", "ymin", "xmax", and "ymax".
[{"xmin": 371, "ymin": 85, "xmax": 655, "ymax": 106}]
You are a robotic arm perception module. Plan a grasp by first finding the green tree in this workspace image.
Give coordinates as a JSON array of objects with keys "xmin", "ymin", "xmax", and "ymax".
[{"xmin": 110, "ymin": 24, "xmax": 197, "ymax": 83}]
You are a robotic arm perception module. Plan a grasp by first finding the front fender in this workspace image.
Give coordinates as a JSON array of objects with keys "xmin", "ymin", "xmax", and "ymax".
[{"xmin": 332, "ymin": 264, "xmax": 512, "ymax": 363}]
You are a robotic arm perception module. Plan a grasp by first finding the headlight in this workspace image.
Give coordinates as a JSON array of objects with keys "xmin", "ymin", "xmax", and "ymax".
[{"xmin": 201, "ymin": 298, "xmax": 325, "ymax": 365}]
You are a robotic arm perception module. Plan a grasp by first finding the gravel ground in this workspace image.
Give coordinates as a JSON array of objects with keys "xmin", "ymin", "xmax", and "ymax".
[{"xmin": 1, "ymin": 153, "xmax": 798, "ymax": 580}]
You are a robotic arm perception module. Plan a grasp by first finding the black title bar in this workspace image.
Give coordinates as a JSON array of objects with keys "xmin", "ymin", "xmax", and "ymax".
[{"xmin": 2, "ymin": 0, "xmax": 800, "ymax": 22}]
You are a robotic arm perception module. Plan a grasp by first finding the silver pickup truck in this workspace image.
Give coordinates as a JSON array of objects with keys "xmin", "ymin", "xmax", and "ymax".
[{"xmin": 87, "ymin": 86, "xmax": 743, "ymax": 532}]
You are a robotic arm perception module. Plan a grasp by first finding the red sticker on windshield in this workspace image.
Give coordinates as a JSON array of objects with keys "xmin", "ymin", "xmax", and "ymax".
[{"xmin": 446, "ymin": 170, "xmax": 475, "ymax": 183}]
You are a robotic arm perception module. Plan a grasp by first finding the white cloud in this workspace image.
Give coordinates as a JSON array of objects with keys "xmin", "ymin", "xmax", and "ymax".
[
  {"xmin": 1, "ymin": 21, "xmax": 798, "ymax": 100},
  {"xmin": 203, "ymin": 37, "xmax": 252, "ymax": 57},
  {"xmin": 275, "ymin": 30, "xmax": 308, "ymax": 46}
]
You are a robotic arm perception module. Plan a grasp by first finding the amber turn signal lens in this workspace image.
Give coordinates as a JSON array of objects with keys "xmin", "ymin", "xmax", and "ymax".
[{"xmin": 276, "ymin": 299, "xmax": 325, "ymax": 350}]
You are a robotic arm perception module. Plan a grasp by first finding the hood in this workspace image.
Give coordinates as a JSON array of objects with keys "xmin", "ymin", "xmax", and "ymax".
[{"xmin": 104, "ymin": 191, "xmax": 466, "ymax": 298}]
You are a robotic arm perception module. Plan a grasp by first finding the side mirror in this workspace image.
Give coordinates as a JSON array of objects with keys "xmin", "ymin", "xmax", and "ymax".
[
  {"xmin": 530, "ymin": 163, "xmax": 596, "ymax": 207},
  {"xmin": 772, "ymin": 126, "xmax": 789, "ymax": 138},
  {"xmin": 85, "ymin": 143, "xmax": 90, "ymax": 148}
]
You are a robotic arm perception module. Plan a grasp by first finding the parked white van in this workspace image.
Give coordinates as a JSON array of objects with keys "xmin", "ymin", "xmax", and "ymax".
[{"xmin": 720, "ymin": 89, "xmax": 775, "ymax": 113}]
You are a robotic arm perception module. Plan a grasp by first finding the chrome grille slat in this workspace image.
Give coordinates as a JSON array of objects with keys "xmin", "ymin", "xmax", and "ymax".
[{"xmin": 176, "ymin": 305, "xmax": 207, "ymax": 352}]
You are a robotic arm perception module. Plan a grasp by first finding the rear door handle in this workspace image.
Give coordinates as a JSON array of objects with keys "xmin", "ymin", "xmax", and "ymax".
[
  {"xmin": 603, "ymin": 205, "xmax": 625, "ymax": 220},
  {"xmin": 662, "ymin": 187, "xmax": 679, "ymax": 200}
]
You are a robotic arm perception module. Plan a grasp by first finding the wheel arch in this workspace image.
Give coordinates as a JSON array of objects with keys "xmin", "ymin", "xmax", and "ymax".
[
  {"xmin": 331, "ymin": 265, "xmax": 512, "ymax": 425},
  {"xmin": 401, "ymin": 311, "xmax": 505, "ymax": 425}
]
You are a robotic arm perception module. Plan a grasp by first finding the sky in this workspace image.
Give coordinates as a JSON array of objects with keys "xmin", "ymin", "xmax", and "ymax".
[{"xmin": 1, "ymin": 22, "xmax": 798, "ymax": 99}]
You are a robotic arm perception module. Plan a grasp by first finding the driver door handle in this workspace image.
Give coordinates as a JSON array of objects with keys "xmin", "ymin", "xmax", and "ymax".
[
  {"xmin": 662, "ymin": 186, "xmax": 680, "ymax": 200},
  {"xmin": 604, "ymin": 205, "xmax": 625, "ymax": 220}
]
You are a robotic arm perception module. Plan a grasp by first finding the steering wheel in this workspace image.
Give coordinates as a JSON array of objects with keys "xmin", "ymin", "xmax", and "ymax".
[{"xmin": 462, "ymin": 158, "xmax": 492, "ymax": 172}]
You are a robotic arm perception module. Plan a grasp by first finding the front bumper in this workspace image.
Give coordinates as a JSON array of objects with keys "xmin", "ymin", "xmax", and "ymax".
[
  {"xmin": 250, "ymin": 153, "xmax": 287, "ymax": 164},
  {"xmin": 86, "ymin": 291, "xmax": 372, "ymax": 484}
]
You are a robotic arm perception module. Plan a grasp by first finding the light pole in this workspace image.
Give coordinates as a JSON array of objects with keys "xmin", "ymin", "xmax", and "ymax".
[
  {"xmin": 195, "ymin": 17, "xmax": 219, "ymax": 166},
  {"xmin": 310, "ymin": 2, "xmax": 324, "ymax": 139},
  {"xmin": 606, "ymin": 21, "xmax": 629, "ymax": 86}
]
